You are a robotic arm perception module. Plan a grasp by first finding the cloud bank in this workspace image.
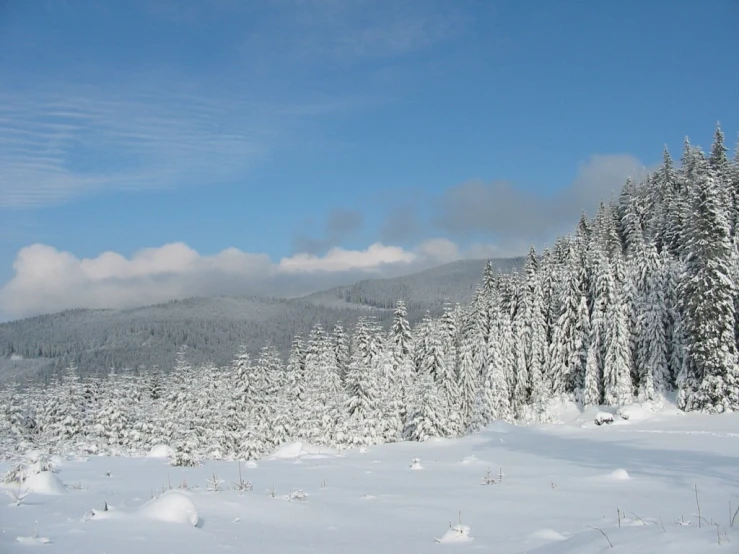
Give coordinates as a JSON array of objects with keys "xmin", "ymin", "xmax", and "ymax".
[
  {"xmin": 0, "ymin": 238, "xmax": 488, "ymax": 318},
  {"xmin": 433, "ymin": 154, "xmax": 650, "ymax": 242}
]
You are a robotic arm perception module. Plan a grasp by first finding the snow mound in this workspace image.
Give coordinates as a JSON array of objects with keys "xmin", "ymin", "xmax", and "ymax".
[
  {"xmin": 270, "ymin": 442, "xmax": 304, "ymax": 460},
  {"xmin": 594, "ymin": 412, "xmax": 615, "ymax": 426},
  {"xmin": 270, "ymin": 442, "xmax": 340, "ymax": 460},
  {"xmin": 529, "ymin": 529, "xmax": 567, "ymax": 541},
  {"xmin": 16, "ymin": 535, "xmax": 51, "ymax": 544},
  {"xmin": 139, "ymin": 492, "xmax": 199, "ymax": 526},
  {"xmin": 147, "ymin": 444, "xmax": 174, "ymax": 458},
  {"xmin": 245, "ymin": 460, "xmax": 259, "ymax": 469},
  {"xmin": 460, "ymin": 455, "xmax": 486, "ymax": 465},
  {"xmin": 435, "ymin": 525, "xmax": 473, "ymax": 543},
  {"xmin": 607, "ymin": 469, "xmax": 631, "ymax": 481},
  {"xmin": 24, "ymin": 471, "xmax": 67, "ymax": 495},
  {"xmin": 527, "ymin": 521, "xmax": 734, "ymax": 553},
  {"xmin": 409, "ymin": 458, "xmax": 423, "ymax": 470},
  {"xmin": 301, "ymin": 443, "xmax": 340, "ymax": 459}
]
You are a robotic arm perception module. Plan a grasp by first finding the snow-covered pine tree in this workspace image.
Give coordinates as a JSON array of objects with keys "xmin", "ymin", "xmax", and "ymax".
[
  {"xmin": 635, "ymin": 244, "xmax": 669, "ymax": 402},
  {"xmin": 305, "ymin": 323, "xmax": 347, "ymax": 445},
  {"xmin": 433, "ymin": 315, "xmax": 462, "ymax": 436},
  {"xmin": 412, "ymin": 311, "xmax": 434, "ymax": 374},
  {"xmin": 332, "ymin": 322, "xmax": 350, "ymax": 384},
  {"xmin": 223, "ymin": 347, "xmax": 253, "ymax": 457},
  {"xmin": 439, "ymin": 302, "xmax": 460, "ymax": 380},
  {"xmin": 679, "ymin": 154, "xmax": 739, "ymax": 412},
  {"xmin": 526, "ymin": 256, "xmax": 549, "ymax": 409},
  {"xmin": 284, "ymin": 334, "xmax": 307, "ymax": 435},
  {"xmin": 345, "ymin": 318, "xmax": 383, "ymax": 445},
  {"xmin": 546, "ymin": 244, "xmax": 589, "ymax": 397},
  {"xmin": 583, "ymin": 250, "xmax": 612, "ymax": 407},
  {"xmin": 457, "ymin": 311, "xmax": 479, "ymax": 432},
  {"xmin": 389, "ymin": 301, "xmax": 415, "ymax": 431},
  {"xmin": 656, "ymin": 147, "xmax": 683, "ymax": 256},
  {"xmin": 55, "ymin": 364, "xmax": 84, "ymax": 446},
  {"xmin": 479, "ymin": 305, "xmax": 513, "ymax": 423},
  {"xmin": 405, "ymin": 369, "xmax": 447, "ymax": 442},
  {"xmin": 603, "ymin": 269, "xmax": 634, "ymax": 407}
]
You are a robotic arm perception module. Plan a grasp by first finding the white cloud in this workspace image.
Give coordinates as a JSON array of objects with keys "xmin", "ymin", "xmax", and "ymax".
[
  {"xmin": 279, "ymin": 243, "xmax": 416, "ymax": 273},
  {"xmin": 0, "ymin": 238, "xmax": 486, "ymax": 318}
]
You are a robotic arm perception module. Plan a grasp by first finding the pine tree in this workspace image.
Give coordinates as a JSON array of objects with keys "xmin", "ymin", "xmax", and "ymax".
[
  {"xmin": 389, "ymin": 301, "xmax": 415, "ymax": 430},
  {"xmin": 479, "ymin": 307, "xmax": 513, "ymax": 423},
  {"xmin": 679, "ymin": 155, "xmax": 739, "ymax": 412},
  {"xmin": 332, "ymin": 322, "xmax": 350, "ymax": 384},
  {"xmin": 405, "ymin": 370, "xmax": 447, "ymax": 442},
  {"xmin": 546, "ymin": 246, "xmax": 589, "ymax": 396},
  {"xmin": 526, "ymin": 267, "xmax": 549, "ymax": 408},
  {"xmin": 603, "ymin": 281, "xmax": 634, "ymax": 406},
  {"xmin": 635, "ymin": 244, "xmax": 670, "ymax": 401},
  {"xmin": 457, "ymin": 314, "xmax": 479, "ymax": 431},
  {"xmin": 582, "ymin": 339, "xmax": 601, "ymax": 407}
]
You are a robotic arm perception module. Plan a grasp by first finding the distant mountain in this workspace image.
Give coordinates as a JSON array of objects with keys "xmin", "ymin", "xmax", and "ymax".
[
  {"xmin": 0, "ymin": 257, "xmax": 524, "ymax": 382},
  {"xmin": 303, "ymin": 257, "xmax": 525, "ymax": 312}
]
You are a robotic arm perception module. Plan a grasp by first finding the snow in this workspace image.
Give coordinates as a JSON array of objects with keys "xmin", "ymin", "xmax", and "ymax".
[
  {"xmin": 16, "ymin": 535, "xmax": 51, "ymax": 545},
  {"xmin": 607, "ymin": 468, "xmax": 631, "ymax": 481},
  {"xmin": 147, "ymin": 445, "xmax": 175, "ymax": 459},
  {"xmin": 435, "ymin": 524, "xmax": 473, "ymax": 543},
  {"xmin": 139, "ymin": 492, "xmax": 199, "ymax": 527},
  {"xmin": 22, "ymin": 471, "xmax": 68, "ymax": 495},
  {"xmin": 1, "ymin": 404, "xmax": 738, "ymax": 553},
  {"xmin": 269, "ymin": 442, "xmax": 341, "ymax": 461}
]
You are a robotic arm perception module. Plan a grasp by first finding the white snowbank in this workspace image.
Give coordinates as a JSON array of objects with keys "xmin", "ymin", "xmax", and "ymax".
[
  {"xmin": 435, "ymin": 525, "xmax": 473, "ymax": 543},
  {"xmin": 16, "ymin": 535, "xmax": 51, "ymax": 544},
  {"xmin": 594, "ymin": 411, "xmax": 615, "ymax": 425},
  {"xmin": 301, "ymin": 443, "xmax": 340, "ymax": 459},
  {"xmin": 147, "ymin": 444, "xmax": 175, "ymax": 458},
  {"xmin": 270, "ymin": 442, "xmax": 304, "ymax": 460},
  {"xmin": 139, "ymin": 491, "xmax": 199, "ymax": 526},
  {"xmin": 270, "ymin": 442, "xmax": 340, "ymax": 460},
  {"xmin": 529, "ymin": 529, "xmax": 567, "ymax": 541},
  {"xmin": 607, "ymin": 468, "xmax": 631, "ymax": 481},
  {"xmin": 460, "ymin": 455, "xmax": 486, "ymax": 465},
  {"xmin": 24, "ymin": 471, "xmax": 68, "ymax": 495}
]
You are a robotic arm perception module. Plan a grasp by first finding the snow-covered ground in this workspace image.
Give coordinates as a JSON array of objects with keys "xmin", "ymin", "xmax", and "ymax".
[{"xmin": 2, "ymin": 403, "xmax": 738, "ymax": 553}]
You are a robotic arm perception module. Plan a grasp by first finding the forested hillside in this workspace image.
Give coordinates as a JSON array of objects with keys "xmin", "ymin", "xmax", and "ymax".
[
  {"xmin": 0, "ymin": 258, "xmax": 523, "ymax": 381},
  {"xmin": 303, "ymin": 257, "xmax": 524, "ymax": 311},
  {"xmin": 1, "ymin": 127, "xmax": 738, "ymax": 462}
]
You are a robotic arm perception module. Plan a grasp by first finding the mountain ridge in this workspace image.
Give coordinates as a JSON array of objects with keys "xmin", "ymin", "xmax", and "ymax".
[{"xmin": 0, "ymin": 256, "xmax": 524, "ymax": 382}]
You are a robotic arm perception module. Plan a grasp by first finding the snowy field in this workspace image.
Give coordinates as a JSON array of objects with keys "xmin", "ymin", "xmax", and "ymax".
[{"xmin": 2, "ymin": 403, "xmax": 738, "ymax": 553}]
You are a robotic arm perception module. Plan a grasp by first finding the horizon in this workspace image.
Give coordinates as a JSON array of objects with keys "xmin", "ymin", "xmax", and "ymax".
[{"xmin": 1, "ymin": 1, "xmax": 738, "ymax": 320}]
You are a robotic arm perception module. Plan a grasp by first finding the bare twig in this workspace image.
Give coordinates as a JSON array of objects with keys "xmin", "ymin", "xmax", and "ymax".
[
  {"xmin": 731, "ymin": 503, "xmax": 739, "ymax": 528},
  {"xmin": 588, "ymin": 525, "xmax": 613, "ymax": 548},
  {"xmin": 628, "ymin": 511, "xmax": 647, "ymax": 526},
  {"xmin": 695, "ymin": 484, "xmax": 701, "ymax": 528}
]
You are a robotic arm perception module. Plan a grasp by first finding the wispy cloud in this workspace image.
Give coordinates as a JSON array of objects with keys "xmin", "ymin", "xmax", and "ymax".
[
  {"xmin": 0, "ymin": 84, "xmax": 348, "ymax": 208},
  {"xmin": 245, "ymin": 0, "xmax": 464, "ymax": 66}
]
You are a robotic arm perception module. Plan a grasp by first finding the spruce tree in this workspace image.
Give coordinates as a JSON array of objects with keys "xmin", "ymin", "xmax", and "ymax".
[
  {"xmin": 603, "ymin": 281, "xmax": 634, "ymax": 406},
  {"xmin": 679, "ymin": 156, "xmax": 739, "ymax": 412}
]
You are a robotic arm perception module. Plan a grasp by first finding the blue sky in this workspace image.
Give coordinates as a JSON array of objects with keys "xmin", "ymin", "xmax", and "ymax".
[{"xmin": 0, "ymin": 0, "xmax": 738, "ymax": 318}]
